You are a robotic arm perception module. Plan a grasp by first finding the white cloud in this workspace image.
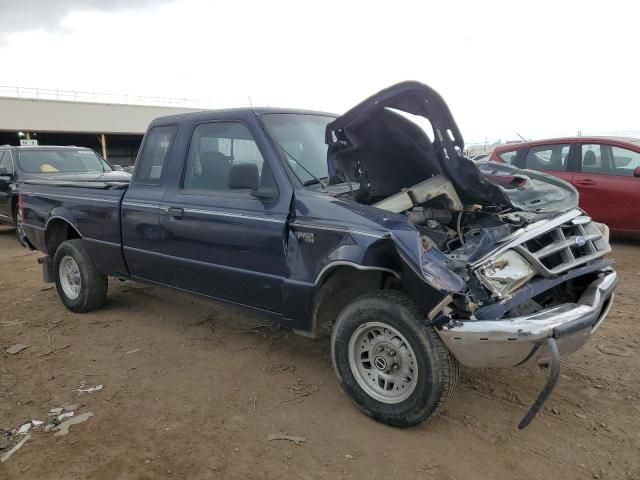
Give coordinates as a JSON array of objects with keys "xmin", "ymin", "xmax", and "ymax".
[{"xmin": 0, "ymin": 0, "xmax": 638, "ymax": 144}]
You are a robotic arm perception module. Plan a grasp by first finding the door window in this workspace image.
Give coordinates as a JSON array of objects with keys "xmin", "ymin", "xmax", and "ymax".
[
  {"xmin": 497, "ymin": 149, "xmax": 519, "ymax": 164},
  {"xmin": 182, "ymin": 122, "xmax": 277, "ymax": 195},
  {"xmin": 524, "ymin": 144, "xmax": 570, "ymax": 171},
  {"xmin": 134, "ymin": 125, "xmax": 177, "ymax": 184},
  {"xmin": 580, "ymin": 144, "xmax": 609, "ymax": 174},
  {"xmin": 609, "ymin": 145, "xmax": 640, "ymax": 177}
]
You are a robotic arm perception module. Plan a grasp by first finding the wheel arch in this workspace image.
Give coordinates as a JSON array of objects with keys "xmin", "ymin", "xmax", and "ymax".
[
  {"xmin": 309, "ymin": 262, "xmax": 401, "ymax": 338},
  {"xmin": 45, "ymin": 213, "xmax": 83, "ymax": 255}
]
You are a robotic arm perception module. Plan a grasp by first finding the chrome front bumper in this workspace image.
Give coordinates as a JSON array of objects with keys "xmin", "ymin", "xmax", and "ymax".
[{"xmin": 437, "ymin": 270, "xmax": 617, "ymax": 368}]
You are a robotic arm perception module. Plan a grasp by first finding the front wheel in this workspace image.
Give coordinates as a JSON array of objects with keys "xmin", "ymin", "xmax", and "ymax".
[
  {"xmin": 331, "ymin": 290, "xmax": 459, "ymax": 427},
  {"xmin": 54, "ymin": 239, "xmax": 108, "ymax": 312}
]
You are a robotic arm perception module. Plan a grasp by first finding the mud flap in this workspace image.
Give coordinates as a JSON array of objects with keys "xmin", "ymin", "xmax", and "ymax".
[{"xmin": 38, "ymin": 256, "xmax": 55, "ymax": 283}]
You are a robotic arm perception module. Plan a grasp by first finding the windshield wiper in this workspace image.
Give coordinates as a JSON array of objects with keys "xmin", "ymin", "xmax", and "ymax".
[
  {"xmin": 303, "ymin": 177, "xmax": 328, "ymax": 187},
  {"xmin": 262, "ymin": 130, "xmax": 327, "ymax": 191}
]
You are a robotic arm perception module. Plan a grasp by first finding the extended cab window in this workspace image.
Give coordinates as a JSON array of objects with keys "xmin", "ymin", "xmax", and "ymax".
[
  {"xmin": 524, "ymin": 144, "xmax": 570, "ymax": 171},
  {"xmin": 134, "ymin": 125, "xmax": 177, "ymax": 184},
  {"xmin": 182, "ymin": 122, "xmax": 276, "ymax": 195}
]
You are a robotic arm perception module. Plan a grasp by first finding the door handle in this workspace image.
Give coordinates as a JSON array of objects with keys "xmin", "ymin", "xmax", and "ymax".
[
  {"xmin": 167, "ymin": 207, "xmax": 184, "ymax": 218},
  {"xmin": 576, "ymin": 179, "xmax": 596, "ymax": 186}
]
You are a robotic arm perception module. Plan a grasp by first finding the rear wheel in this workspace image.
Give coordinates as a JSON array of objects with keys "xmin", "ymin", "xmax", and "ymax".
[
  {"xmin": 331, "ymin": 290, "xmax": 459, "ymax": 427},
  {"xmin": 12, "ymin": 204, "xmax": 26, "ymax": 247},
  {"xmin": 54, "ymin": 239, "xmax": 108, "ymax": 312}
]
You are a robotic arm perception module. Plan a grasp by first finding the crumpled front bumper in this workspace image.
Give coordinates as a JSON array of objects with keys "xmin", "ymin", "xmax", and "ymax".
[{"xmin": 437, "ymin": 270, "xmax": 617, "ymax": 368}]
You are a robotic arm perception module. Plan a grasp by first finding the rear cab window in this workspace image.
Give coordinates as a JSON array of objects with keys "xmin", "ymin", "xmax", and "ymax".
[
  {"xmin": 524, "ymin": 144, "xmax": 571, "ymax": 171},
  {"xmin": 134, "ymin": 125, "xmax": 177, "ymax": 184}
]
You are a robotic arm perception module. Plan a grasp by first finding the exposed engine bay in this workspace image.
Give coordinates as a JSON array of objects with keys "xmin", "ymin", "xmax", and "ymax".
[{"xmin": 362, "ymin": 174, "xmax": 611, "ymax": 319}]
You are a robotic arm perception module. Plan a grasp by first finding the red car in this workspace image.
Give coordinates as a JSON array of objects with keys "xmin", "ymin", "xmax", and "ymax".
[{"xmin": 489, "ymin": 137, "xmax": 640, "ymax": 235}]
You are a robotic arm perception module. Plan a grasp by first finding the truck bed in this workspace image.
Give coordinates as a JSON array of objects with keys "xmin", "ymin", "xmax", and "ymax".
[{"xmin": 20, "ymin": 180, "xmax": 130, "ymax": 277}]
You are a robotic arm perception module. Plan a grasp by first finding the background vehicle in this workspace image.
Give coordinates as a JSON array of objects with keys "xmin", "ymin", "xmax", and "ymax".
[
  {"xmin": 470, "ymin": 153, "xmax": 491, "ymax": 161},
  {"xmin": 489, "ymin": 137, "xmax": 640, "ymax": 235},
  {"xmin": 18, "ymin": 82, "xmax": 616, "ymax": 429},
  {"xmin": 0, "ymin": 145, "xmax": 130, "ymax": 243}
]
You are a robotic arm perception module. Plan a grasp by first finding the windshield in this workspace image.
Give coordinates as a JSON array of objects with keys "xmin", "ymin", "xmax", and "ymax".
[
  {"xmin": 261, "ymin": 113, "xmax": 334, "ymax": 185},
  {"xmin": 17, "ymin": 149, "xmax": 112, "ymax": 174}
]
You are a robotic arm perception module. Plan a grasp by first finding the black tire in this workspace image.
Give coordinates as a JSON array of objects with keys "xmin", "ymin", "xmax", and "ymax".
[
  {"xmin": 331, "ymin": 290, "xmax": 459, "ymax": 427},
  {"xmin": 12, "ymin": 204, "xmax": 26, "ymax": 247},
  {"xmin": 53, "ymin": 239, "xmax": 108, "ymax": 313}
]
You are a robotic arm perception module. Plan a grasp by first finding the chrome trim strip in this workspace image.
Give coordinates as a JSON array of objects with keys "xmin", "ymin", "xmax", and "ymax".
[
  {"xmin": 293, "ymin": 222, "xmax": 388, "ymax": 239},
  {"xmin": 22, "ymin": 191, "xmax": 120, "ymax": 204},
  {"xmin": 180, "ymin": 208, "xmax": 285, "ymax": 224},
  {"xmin": 314, "ymin": 261, "xmax": 400, "ymax": 284},
  {"xmin": 83, "ymin": 237, "xmax": 120, "ymax": 247},
  {"xmin": 123, "ymin": 245, "xmax": 162, "ymax": 257},
  {"xmin": 122, "ymin": 202, "xmax": 161, "ymax": 210}
]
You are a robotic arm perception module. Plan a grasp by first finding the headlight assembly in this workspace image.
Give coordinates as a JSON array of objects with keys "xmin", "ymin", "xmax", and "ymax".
[{"xmin": 475, "ymin": 250, "xmax": 535, "ymax": 299}]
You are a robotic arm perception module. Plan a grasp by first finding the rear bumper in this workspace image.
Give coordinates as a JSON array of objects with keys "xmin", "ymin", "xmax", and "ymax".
[{"xmin": 437, "ymin": 270, "xmax": 617, "ymax": 368}]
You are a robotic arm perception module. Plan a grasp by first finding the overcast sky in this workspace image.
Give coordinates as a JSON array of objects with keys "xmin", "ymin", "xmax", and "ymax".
[{"xmin": 1, "ymin": 0, "xmax": 638, "ymax": 145}]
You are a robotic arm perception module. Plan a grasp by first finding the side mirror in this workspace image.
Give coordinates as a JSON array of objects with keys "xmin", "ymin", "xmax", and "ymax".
[
  {"xmin": 229, "ymin": 163, "xmax": 260, "ymax": 191},
  {"xmin": 634, "ymin": 166, "xmax": 640, "ymax": 178},
  {"xmin": 0, "ymin": 166, "xmax": 10, "ymax": 177}
]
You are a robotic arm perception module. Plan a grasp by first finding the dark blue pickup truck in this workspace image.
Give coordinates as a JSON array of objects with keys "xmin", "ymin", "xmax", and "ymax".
[{"xmin": 19, "ymin": 82, "xmax": 617, "ymax": 428}]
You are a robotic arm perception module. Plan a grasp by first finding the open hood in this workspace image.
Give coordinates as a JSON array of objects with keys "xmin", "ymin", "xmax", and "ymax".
[{"xmin": 326, "ymin": 81, "xmax": 511, "ymax": 208}]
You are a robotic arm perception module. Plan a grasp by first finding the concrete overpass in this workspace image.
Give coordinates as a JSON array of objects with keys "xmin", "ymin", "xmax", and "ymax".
[{"xmin": 0, "ymin": 89, "xmax": 204, "ymax": 166}]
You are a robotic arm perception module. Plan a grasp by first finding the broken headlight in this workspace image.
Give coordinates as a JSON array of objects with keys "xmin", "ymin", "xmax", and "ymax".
[{"xmin": 475, "ymin": 250, "xmax": 535, "ymax": 299}]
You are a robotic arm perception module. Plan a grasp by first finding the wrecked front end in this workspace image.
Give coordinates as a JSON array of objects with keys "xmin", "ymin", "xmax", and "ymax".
[{"xmin": 325, "ymin": 82, "xmax": 617, "ymax": 426}]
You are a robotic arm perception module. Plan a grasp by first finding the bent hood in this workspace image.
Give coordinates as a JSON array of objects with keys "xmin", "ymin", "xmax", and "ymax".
[{"xmin": 326, "ymin": 81, "xmax": 512, "ymax": 208}]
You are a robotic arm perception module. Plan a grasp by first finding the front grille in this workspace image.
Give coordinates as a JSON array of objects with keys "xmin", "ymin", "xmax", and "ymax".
[{"xmin": 515, "ymin": 216, "xmax": 610, "ymax": 276}]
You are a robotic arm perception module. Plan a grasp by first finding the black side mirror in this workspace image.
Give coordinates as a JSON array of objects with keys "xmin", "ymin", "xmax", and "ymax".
[
  {"xmin": 229, "ymin": 163, "xmax": 259, "ymax": 190},
  {"xmin": 0, "ymin": 166, "xmax": 10, "ymax": 177},
  {"xmin": 634, "ymin": 166, "xmax": 640, "ymax": 178},
  {"xmin": 228, "ymin": 163, "xmax": 277, "ymax": 200}
]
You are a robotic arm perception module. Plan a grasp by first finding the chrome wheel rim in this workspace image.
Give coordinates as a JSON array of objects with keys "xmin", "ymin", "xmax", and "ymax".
[
  {"xmin": 59, "ymin": 255, "xmax": 81, "ymax": 300},
  {"xmin": 348, "ymin": 321, "xmax": 418, "ymax": 404}
]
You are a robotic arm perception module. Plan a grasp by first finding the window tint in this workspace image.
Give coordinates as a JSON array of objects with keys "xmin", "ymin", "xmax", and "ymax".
[
  {"xmin": 497, "ymin": 149, "xmax": 518, "ymax": 164},
  {"xmin": 524, "ymin": 144, "xmax": 570, "ymax": 171},
  {"xmin": 610, "ymin": 145, "xmax": 640, "ymax": 176},
  {"xmin": 580, "ymin": 144, "xmax": 607, "ymax": 174},
  {"xmin": 183, "ymin": 122, "xmax": 276, "ymax": 195},
  {"xmin": 134, "ymin": 125, "xmax": 177, "ymax": 184}
]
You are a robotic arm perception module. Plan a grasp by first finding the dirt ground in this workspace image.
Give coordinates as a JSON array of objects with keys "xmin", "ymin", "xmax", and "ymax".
[{"xmin": 0, "ymin": 226, "xmax": 639, "ymax": 480}]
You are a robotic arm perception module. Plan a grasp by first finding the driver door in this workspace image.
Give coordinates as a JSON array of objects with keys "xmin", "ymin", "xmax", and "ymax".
[{"xmin": 159, "ymin": 120, "xmax": 291, "ymax": 313}]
